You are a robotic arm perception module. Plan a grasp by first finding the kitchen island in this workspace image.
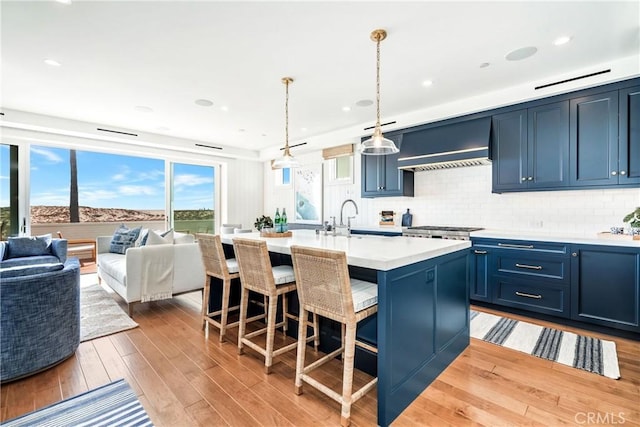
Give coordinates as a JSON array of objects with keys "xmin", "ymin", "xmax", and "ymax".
[{"xmin": 220, "ymin": 230, "xmax": 471, "ymax": 426}]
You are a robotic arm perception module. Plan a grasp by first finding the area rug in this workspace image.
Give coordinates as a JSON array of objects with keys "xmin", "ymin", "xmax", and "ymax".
[
  {"xmin": 470, "ymin": 310, "xmax": 620, "ymax": 379},
  {"xmin": 81, "ymin": 284, "xmax": 138, "ymax": 342},
  {"xmin": 2, "ymin": 378, "xmax": 153, "ymax": 426}
]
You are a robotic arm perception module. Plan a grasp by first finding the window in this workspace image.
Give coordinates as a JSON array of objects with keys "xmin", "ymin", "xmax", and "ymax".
[
  {"xmin": 323, "ymin": 144, "xmax": 354, "ymax": 185},
  {"xmin": 274, "ymin": 167, "xmax": 292, "ymax": 186}
]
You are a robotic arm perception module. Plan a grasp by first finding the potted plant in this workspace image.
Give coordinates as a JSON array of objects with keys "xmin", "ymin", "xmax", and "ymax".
[{"xmin": 254, "ymin": 215, "xmax": 273, "ymax": 231}]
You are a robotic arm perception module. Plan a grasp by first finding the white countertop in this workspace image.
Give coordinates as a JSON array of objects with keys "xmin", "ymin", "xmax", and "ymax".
[
  {"xmin": 471, "ymin": 229, "xmax": 640, "ymax": 248},
  {"xmin": 350, "ymin": 225, "xmax": 404, "ymax": 233},
  {"xmin": 220, "ymin": 229, "xmax": 470, "ymax": 271}
]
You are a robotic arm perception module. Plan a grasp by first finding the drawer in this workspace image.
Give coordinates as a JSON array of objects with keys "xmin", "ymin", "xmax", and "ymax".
[
  {"xmin": 494, "ymin": 277, "xmax": 570, "ymax": 318},
  {"xmin": 472, "ymin": 238, "xmax": 569, "ymax": 255},
  {"xmin": 495, "ymin": 255, "xmax": 569, "ymax": 283}
]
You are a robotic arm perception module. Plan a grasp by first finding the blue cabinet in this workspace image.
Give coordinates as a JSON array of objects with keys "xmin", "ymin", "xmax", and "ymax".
[
  {"xmin": 569, "ymin": 91, "xmax": 619, "ymax": 187},
  {"xmin": 361, "ymin": 133, "xmax": 414, "ymax": 198},
  {"xmin": 619, "ymin": 85, "xmax": 640, "ymax": 185},
  {"xmin": 492, "ymin": 101, "xmax": 569, "ymax": 192},
  {"xmin": 470, "ymin": 246, "xmax": 491, "ymax": 302},
  {"xmin": 570, "ymin": 244, "xmax": 640, "ymax": 333}
]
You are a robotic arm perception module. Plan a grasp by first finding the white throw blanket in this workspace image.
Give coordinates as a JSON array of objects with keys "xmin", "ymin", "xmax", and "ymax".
[{"xmin": 139, "ymin": 244, "xmax": 174, "ymax": 303}]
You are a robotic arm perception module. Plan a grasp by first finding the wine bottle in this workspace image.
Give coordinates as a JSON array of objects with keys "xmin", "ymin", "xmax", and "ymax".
[
  {"xmin": 282, "ymin": 208, "xmax": 288, "ymax": 232},
  {"xmin": 274, "ymin": 208, "xmax": 281, "ymax": 233}
]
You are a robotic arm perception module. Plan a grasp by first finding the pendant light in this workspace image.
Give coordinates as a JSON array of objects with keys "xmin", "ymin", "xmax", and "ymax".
[
  {"xmin": 360, "ymin": 29, "xmax": 399, "ymax": 155},
  {"xmin": 272, "ymin": 77, "xmax": 301, "ymax": 169}
]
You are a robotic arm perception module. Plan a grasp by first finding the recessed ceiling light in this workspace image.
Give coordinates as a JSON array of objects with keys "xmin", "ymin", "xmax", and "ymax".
[
  {"xmin": 355, "ymin": 99, "xmax": 374, "ymax": 107},
  {"xmin": 55, "ymin": 0, "xmax": 72, "ymax": 4},
  {"xmin": 422, "ymin": 80, "xmax": 433, "ymax": 87},
  {"xmin": 301, "ymin": 127, "xmax": 308, "ymax": 132},
  {"xmin": 505, "ymin": 46, "xmax": 538, "ymax": 61},
  {"xmin": 262, "ymin": 133, "xmax": 267, "ymax": 137},
  {"xmin": 134, "ymin": 106, "xmax": 153, "ymax": 113},
  {"xmin": 220, "ymin": 106, "xmax": 229, "ymax": 112},
  {"xmin": 553, "ymin": 36, "xmax": 572, "ymax": 46},
  {"xmin": 44, "ymin": 59, "xmax": 61, "ymax": 67},
  {"xmin": 342, "ymin": 106, "xmax": 351, "ymax": 112},
  {"xmin": 195, "ymin": 99, "xmax": 213, "ymax": 107},
  {"xmin": 238, "ymin": 128, "xmax": 246, "ymax": 132},
  {"xmin": 479, "ymin": 62, "xmax": 490, "ymax": 68}
]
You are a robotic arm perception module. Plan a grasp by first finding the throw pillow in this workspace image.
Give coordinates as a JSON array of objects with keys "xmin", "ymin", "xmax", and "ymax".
[
  {"xmin": 135, "ymin": 228, "xmax": 149, "ymax": 247},
  {"xmin": 109, "ymin": 224, "xmax": 142, "ymax": 254},
  {"xmin": 6, "ymin": 234, "xmax": 52, "ymax": 258},
  {"xmin": 146, "ymin": 229, "xmax": 174, "ymax": 245}
]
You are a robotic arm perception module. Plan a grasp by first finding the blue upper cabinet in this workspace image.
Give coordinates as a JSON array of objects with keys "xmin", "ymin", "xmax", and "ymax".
[
  {"xmin": 619, "ymin": 86, "xmax": 640, "ymax": 185},
  {"xmin": 492, "ymin": 101, "xmax": 569, "ymax": 192},
  {"xmin": 361, "ymin": 132, "xmax": 414, "ymax": 198},
  {"xmin": 569, "ymin": 91, "xmax": 619, "ymax": 187}
]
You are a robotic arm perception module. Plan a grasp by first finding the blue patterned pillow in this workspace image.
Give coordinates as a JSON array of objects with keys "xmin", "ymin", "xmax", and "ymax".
[
  {"xmin": 109, "ymin": 225, "xmax": 142, "ymax": 254},
  {"xmin": 6, "ymin": 234, "xmax": 52, "ymax": 258}
]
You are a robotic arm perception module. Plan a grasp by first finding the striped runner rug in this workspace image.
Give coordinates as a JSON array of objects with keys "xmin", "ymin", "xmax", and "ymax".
[
  {"xmin": 2, "ymin": 379, "xmax": 153, "ymax": 427},
  {"xmin": 470, "ymin": 310, "xmax": 620, "ymax": 379}
]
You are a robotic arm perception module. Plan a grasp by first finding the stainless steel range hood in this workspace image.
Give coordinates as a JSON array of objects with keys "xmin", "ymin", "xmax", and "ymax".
[{"xmin": 397, "ymin": 117, "xmax": 492, "ymax": 171}]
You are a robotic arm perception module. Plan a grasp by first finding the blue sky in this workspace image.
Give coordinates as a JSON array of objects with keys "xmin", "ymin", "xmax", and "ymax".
[{"xmin": 1, "ymin": 145, "xmax": 215, "ymax": 210}]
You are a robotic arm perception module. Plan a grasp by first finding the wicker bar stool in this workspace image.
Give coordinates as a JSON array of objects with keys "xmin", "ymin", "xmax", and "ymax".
[
  {"xmin": 233, "ymin": 237, "xmax": 318, "ymax": 374},
  {"xmin": 196, "ymin": 233, "xmax": 244, "ymax": 342},
  {"xmin": 290, "ymin": 245, "xmax": 378, "ymax": 427}
]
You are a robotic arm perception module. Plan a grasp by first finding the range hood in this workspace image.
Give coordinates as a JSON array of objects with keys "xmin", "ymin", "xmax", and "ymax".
[{"xmin": 397, "ymin": 117, "xmax": 492, "ymax": 171}]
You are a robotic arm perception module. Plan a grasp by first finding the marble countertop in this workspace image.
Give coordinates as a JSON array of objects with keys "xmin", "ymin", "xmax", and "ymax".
[
  {"xmin": 220, "ymin": 229, "xmax": 470, "ymax": 271},
  {"xmin": 471, "ymin": 229, "xmax": 640, "ymax": 248}
]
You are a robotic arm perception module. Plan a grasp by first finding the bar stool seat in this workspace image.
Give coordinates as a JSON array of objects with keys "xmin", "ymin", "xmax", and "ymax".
[
  {"xmin": 290, "ymin": 245, "xmax": 378, "ymax": 427},
  {"xmin": 233, "ymin": 237, "xmax": 318, "ymax": 374},
  {"xmin": 196, "ymin": 233, "xmax": 244, "ymax": 342}
]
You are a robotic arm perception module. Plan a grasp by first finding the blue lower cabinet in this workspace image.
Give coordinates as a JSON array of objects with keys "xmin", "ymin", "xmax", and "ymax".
[
  {"xmin": 570, "ymin": 244, "xmax": 640, "ymax": 333},
  {"xmin": 493, "ymin": 275, "xmax": 571, "ymax": 318},
  {"xmin": 351, "ymin": 229, "xmax": 402, "ymax": 237}
]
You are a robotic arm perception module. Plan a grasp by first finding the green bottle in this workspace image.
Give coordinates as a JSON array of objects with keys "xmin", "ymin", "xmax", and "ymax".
[
  {"xmin": 274, "ymin": 208, "xmax": 281, "ymax": 233},
  {"xmin": 282, "ymin": 208, "xmax": 288, "ymax": 232}
]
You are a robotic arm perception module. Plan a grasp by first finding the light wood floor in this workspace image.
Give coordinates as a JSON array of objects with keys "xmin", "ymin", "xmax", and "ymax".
[{"xmin": 1, "ymin": 274, "xmax": 638, "ymax": 426}]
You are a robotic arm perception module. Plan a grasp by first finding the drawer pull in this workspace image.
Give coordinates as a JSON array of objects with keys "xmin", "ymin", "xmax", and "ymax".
[
  {"xmin": 515, "ymin": 291, "xmax": 542, "ymax": 299},
  {"xmin": 498, "ymin": 243, "xmax": 534, "ymax": 249},
  {"xmin": 515, "ymin": 263, "xmax": 542, "ymax": 270},
  {"xmin": 474, "ymin": 250, "xmax": 487, "ymax": 254}
]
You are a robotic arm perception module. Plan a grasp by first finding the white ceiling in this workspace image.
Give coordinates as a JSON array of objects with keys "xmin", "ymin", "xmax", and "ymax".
[{"xmin": 1, "ymin": 1, "xmax": 639, "ymax": 158}]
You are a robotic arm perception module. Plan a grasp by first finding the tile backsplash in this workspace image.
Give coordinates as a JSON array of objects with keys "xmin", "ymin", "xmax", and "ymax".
[{"xmin": 358, "ymin": 165, "xmax": 640, "ymax": 236}]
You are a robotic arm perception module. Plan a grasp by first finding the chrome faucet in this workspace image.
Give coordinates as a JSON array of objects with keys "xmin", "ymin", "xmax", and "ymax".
[{"xmin": 340, "ymin": 199, "xmax": 359, "ymax": 226}]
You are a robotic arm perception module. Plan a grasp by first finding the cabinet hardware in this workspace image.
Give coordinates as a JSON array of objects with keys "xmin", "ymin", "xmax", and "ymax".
[
  {"xmin": 572, "ymin": 252, "xmax": 577, "ymax": 257},
  {"xmin": 515, "ymin": 263, "xmax": 543, "ymax": 270},
  {"xmin": 611, "ymin": 171, "xmax": 617, "ymax": 176},
  {"xmin": 521, "ymin": 177, "xmax": 527, "ymax": 182},
  {"xmin": 527, "ymin": 176, "xmax": 533, "ymax": 181},
  {"xmin": 515, "ymin": 291, "xmax": 542, "ymax": 299},
  {"xmin": 620, "ymin": 171, "xmax": 626, "ymax": 175},
  {"xmin": 474, "ymin": 250, "xmax": 487, "ymax": 254},
  {"xmin": 498, "ymin": 243, "xmax": 534, "ymax": 249}
]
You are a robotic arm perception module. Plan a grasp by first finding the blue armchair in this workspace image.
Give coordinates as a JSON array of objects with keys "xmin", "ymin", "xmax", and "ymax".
[{"xmin": 0, "ymin": 236, "xmax": 80, "ymax": 383}]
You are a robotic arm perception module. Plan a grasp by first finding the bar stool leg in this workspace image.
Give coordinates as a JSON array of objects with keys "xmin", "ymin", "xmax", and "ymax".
[
  {"xmin": 340, "ymin": 323, "xmax": 357, "ymax": 427},
  {"xmin": 202, "ymin": 276, "xmax": 210, "ymax": 331},
  {"xmin": 312, "ymin": 313, "xmax": 320, "ymax": 351},
  {"xmin": 282, "ymin": 292, "xmax": 288, "ymax": 335},
  {"xmin": 219, "ymin": 278, "xmax": 231, "ymax": 342},
  {"xmin": 264, "ymin": 295, "xmax": 279, "ymax": 374},
  {"xmin": 295, "ymin": 307, "xmax": 308, "ymax": 395},
  {"xmin": 237, "ymin": 287, "xmax": 250, "ymax": 355}
]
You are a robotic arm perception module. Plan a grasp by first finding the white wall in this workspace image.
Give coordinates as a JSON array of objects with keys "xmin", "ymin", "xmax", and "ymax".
[
  {"xmin": 263, "ymin": 149, "xmax": 640, "ymax": 237},
  {"xmin": 225, "ymin": 158, "xmax": 264, "ymax": 231}
]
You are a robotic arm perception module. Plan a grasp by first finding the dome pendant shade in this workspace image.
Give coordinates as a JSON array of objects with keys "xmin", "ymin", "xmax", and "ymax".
[
  {"xmin": 272, "ymin": 77, "xmax": 300, "ymax": 169},
  {"xmin": 361, "ymin": 126, "xmax": 399, "ymax": 155},
  {"xmin": 361, "ymin": 28, "xmax": 399, "ymax": 156}
]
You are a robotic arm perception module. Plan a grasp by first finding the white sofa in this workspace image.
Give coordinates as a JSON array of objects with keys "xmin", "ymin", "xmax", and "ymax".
[{"xmin": 96, "ymin": 234, "xmax": 205, "ymax": 316}]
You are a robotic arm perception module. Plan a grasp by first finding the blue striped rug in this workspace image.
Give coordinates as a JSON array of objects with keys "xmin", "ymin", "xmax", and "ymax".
[
  {"xmin": 470, "ymin": 310, "xmax": 620, "ymax": 379},
  {"xmin": 2, "ymin": 379, "xmax": 153, "ymax": 427}
]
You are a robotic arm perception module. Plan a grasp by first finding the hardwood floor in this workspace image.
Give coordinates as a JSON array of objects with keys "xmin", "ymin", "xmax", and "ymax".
[{"xmin": 1, "ymin": 273, "xmax": 639, "ymax": 426}]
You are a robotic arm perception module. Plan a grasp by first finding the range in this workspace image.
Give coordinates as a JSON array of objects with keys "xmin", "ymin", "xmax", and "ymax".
[{"xmin": 402, "ymin": 226, "xmax": 483, "ymax": 240}]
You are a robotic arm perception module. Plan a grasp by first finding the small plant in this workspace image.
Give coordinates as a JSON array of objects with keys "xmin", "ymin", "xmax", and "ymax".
[
  {"xmin": 254, "ymin": 215, "xmax": 273, "ymax": 231},
  {"xmin": 623, "ymin": 207, "xmax": 640, "ymax": 228}
]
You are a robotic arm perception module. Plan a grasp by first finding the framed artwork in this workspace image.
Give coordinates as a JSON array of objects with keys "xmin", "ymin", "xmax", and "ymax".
[{"xmin": 294, "ymin": 164, "xmax": 323, "ymax": 224}]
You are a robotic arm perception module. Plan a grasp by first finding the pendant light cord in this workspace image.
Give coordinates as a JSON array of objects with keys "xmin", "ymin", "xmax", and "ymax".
[
  {"xmin": 284, "ymin": 78, "xmax": 290, "ymax": 150},
  {"xmin": 375, "ymin": 35, "xmax": 381, "ymax": 128}
]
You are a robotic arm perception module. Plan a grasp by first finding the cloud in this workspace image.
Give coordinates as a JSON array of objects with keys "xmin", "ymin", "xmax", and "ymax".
[
  {"xmin": 30, "ymin": 147, "xmax": 63, "ymax": 163},
  {"xmin": 30, "ymin": 191, "xmax": 68, "ymax": 205},
  {"xmin": 118, "ymin": 185, "xmax": 157, "ymax": 196},
  {"xmin": 80, "ymin": 189, "xmax": 119, "ymax": 202},
  {"xmin": 173, "ymin": 174, "xmax": 212, "ymax": 188}
]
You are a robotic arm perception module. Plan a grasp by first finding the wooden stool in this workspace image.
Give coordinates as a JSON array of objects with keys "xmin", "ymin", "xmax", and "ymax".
[
  {"xmin": 290, "ymin": 245, "xmax": 378, "ymax": 427},
  {"xmin": 233, "ymin": 237, "xmax": 318, "ymax": 374},
  {"xmin": 196, "ymin": 233, "xmax": 243, "ymax": 342}
]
